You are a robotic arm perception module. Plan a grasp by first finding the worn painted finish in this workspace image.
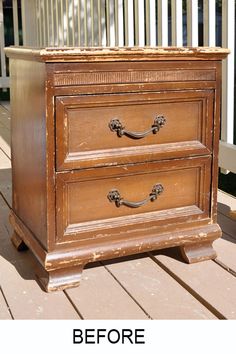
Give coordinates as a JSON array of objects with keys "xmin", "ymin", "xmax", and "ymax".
[
  {"xmin": 9, "ymin": 59, "xmax": 48, "ymax": 248},
  {"xmin": 4, "ymin": 46, "xmax": 230, "ymax": 62},
  {"xmin": 5, "ymin": 46, "xmax": 228, "ymax": 291}
]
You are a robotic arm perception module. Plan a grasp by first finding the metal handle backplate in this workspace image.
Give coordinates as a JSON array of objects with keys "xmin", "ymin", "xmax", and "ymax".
[
  {"xmin": 107, "ymin": 183, "xmax": 164, "ymax": 208},
  {"xmin": 109, "ymin": 115, "xmax": 166, "ymax": 139}
]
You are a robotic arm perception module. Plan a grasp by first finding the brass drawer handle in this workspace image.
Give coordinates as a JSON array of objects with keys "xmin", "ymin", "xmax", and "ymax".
[
  {"xmin": 109, "ymin": 115, "xmax": 166, "ymax": 139},
  {"xmin": 107, "ymin": 183, "xmax": 164, "ymax": 208}
]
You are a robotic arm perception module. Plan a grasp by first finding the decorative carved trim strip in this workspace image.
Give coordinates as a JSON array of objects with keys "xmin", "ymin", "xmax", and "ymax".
[{"xmin": 53, "ymin": 69, "xmax": 216, "ymax": 86}]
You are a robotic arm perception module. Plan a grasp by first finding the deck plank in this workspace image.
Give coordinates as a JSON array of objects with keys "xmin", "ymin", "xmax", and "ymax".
[
  {"xmin": 218, "ymin": 190, "xmax": 236, "ymax": 217},
  {"xmin": 0, "ymin": 196, "xmax": 80, "ymax": 320},
  {"xmin": 0, "ymin": 102, "xmax": 10, "ymax": 113},
  {"xmin": 0, "ymin": 104, "xmax": 12, "ymax": 206},
  {"xmin": 103, "ymin": 256, "xmax": 216, "ymax": 319},
  {"xmin": 214, "ymin": 234, "xmax": 236, "ymax": 274},
  {"xmin": 0, "ymin": 105, "xmax": 11, "ymax": 159},
  {"xmin": 0, "ymin": 104, "xmax": 10, "ymax": 128},
  {"xmin": 0, "ymin": 290, "xmax": 12, "ymax": 319},
  {"xmin": 153, "ymin": 249, "xmax": 236, "ymax": 319},
  {"xmin": 0, "ymin": 149, "xmax": 11, "ymax": 206},
  {"xmin": 218, "ymin": 212, "xmax": 236, "ymax": 241},
  {"xmin": 0, "ymin": 146, "xmax": 10, "ymax": 169},
  {"xmin": 0, "ymin": 124, "xmax": 11, "ymax": 159},
  {"xmin": 66, "ymin": 263, "xmax": 149, "ymax": 319}
]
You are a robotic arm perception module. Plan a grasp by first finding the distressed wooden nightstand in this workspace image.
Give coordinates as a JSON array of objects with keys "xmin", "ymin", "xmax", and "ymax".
[{"xmin": 5, "ymin": 46, "xmax": 229, "ymax": 291}]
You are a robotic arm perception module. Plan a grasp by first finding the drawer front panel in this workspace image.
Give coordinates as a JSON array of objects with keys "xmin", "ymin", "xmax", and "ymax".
[
  {"xmin": 56, "ymin": 90, "xmax": 214, "ymax": 170},
  {"xmin": 56, "ymin": 156, "xmax": 211, "ymax": 243}
]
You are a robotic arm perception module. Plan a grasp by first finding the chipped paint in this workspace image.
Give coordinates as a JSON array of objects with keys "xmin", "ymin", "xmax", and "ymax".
[
  {"xmin": 199, "ymin": 232, "xmax": 207, "ymax": 237},
  {"xmin": 92, "ymin": 253, "xmax": 101, "ymax": 260}
]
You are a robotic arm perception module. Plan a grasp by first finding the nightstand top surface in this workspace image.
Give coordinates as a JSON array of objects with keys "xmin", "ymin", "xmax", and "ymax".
[{"xmin": 5, "ymin": 46, "xmax": 229, "ymax": 62}]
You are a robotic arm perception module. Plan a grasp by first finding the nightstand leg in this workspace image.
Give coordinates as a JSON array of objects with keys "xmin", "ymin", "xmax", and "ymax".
[
  {"xmin": 11, "ymin": 231, "xmax": 28, "ymax": 251},
  {"xmin": 180, "ymin": 241, "xmax": 217, "ymax": 264},
  {"xmin": 35, "ymin": 262, "xmax": 85, "ymax": 292}
]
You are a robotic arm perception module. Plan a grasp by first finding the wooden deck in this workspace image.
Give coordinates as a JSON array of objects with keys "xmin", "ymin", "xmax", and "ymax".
[{"xmin": 0, "ymin": 102, "xmax": 236, "ymax": 320}]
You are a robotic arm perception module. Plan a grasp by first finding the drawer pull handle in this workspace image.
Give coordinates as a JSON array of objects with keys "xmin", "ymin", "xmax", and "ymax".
[
  {"xmin": 107, "ymin": 183, "xmax": 164, "ymax": 208},
  {"xmin": 109, "ymin": 115, "xmax": 166, "ymax": 139}
]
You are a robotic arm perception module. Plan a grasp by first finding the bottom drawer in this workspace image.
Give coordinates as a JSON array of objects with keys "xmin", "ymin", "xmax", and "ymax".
[{"xmin": 56, "ymin": 156, "xmax": 212, "ymax": 243}]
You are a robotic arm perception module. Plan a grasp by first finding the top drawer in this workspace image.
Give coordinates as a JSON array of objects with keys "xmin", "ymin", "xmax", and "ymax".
[{"xmin": 55, "ymin": 90, "xmax": 214, "ymax": 171}]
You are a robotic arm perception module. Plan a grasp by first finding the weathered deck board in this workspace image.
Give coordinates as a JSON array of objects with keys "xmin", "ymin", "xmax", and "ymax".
[
  {"xmin": 0, "ymin": 289, "xmax": 12, "ymax": 319},
  {"xmin": 0, "ymin": 106, "xmax": 11, "ymax": 206},
  {"xmin": 215, "ymin": 190, "xmax": 236, "ymax": 273},
  {"xmin": 0, "ymin": 148, "xmax": 10, "ymax": 169},
  {"xmin": 152, "ymin": 249, "xmax": 236, "ymax": 319},
  {"xmin": 217, "ymin": 212, "xmax": 236, "ymax": 241},
  {"xmin": 0, "ymin": 150, "xmax": 11, "ymax": 207},
  {"xmin": 0, "ymin": 128, "xmax": 10, "ymax": 159},
  {"xmin": 103, "ymin": 256, "xmax": 217, "ymax": 319},
  {"xmin": 0, "ymin": 102, "xmax": 12, "ymax": 205},
  {"xmin": 0, "ymin": 196, "xmax": 80, "ymax": 320},
  {"xmin": 0, "ymin": 105, "xmax": 11, "ymax": 159},
  {"xmin": 218, "ymin": 190, "xmax": 236, "ymax": 216},
  {"xmin": 214, "ymin": 235, "xmax": 236, "ymax": 275},
  {"xmin": 0, "ymin": 104, "xmax": 10, "ymax": 129},
  {"xmin": 0, "ymin": 102, "xmax": 10, "ymax": 113},
  {"xmin": 0, "ymin": 257, "xmax": 81, "ymax": 319},
  {"xmin": 66, "ymin": 264, "xmax": 149, "ymax": 319}
]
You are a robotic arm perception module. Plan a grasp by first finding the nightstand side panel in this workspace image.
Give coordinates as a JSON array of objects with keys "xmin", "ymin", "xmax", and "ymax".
[{"xmin": 10, "ymin": 59, "xmax": 49, "ymax": 249}]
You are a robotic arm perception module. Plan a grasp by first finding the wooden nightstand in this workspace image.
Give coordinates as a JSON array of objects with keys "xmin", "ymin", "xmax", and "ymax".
[{"xmin": 5, "ymin": 47, "xmax": 229, "ymax": 292}]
